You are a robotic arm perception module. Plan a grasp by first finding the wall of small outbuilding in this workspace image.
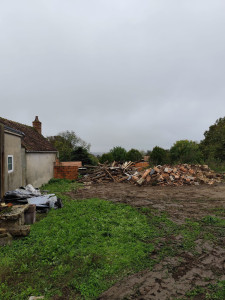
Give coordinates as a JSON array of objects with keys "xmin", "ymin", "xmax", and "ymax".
[
  {"xmin": 4, "ymin": 132, "xmax": 23, "ymax": 192},
  {"xmin": 25, "ymin": 152, "xmax": 57, "ymax": 188}
]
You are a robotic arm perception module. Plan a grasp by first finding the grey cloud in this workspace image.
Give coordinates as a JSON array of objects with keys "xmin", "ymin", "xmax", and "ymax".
[{"xmin": 1, "ymin": 0, "xmax": 225, "ymax": 152}]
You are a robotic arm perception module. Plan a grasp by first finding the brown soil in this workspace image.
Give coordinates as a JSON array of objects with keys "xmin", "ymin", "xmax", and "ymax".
[{"xmin": 70, "ymin": 182, "xmax": 225, "ymax": 299}]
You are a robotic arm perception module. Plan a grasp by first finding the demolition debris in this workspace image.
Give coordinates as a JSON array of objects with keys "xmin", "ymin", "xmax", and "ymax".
[{"xmin": 78, "ymin": 162, "xmax": 223, "ymax": 186}]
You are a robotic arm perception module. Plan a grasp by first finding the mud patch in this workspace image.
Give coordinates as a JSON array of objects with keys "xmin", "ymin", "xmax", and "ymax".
[
  {"xmin": 70, "ymin": 182, "xmax": 225, "ymax": 299},
  {"xmin": 71, "ymin": 182, "xmax": 225, "ymax": 223},
  {"xmin": 99, "ymin": 242, "xmax": 225, "ymax": 300}
]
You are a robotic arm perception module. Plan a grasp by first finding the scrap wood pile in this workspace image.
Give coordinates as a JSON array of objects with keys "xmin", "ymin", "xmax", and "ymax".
[{"xmin": 79, "ymin": 162, "xmax": 223, "ymax": 186}]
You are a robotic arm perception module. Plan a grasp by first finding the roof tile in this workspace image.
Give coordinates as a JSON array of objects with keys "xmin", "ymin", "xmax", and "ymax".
[{"xmin": 0, "ymin": 117, "xmax": 57, "ymax": 152}]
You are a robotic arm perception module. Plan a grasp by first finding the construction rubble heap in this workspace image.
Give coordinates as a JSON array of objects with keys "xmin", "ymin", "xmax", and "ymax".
[{"xmin": 79, "ymin": 162, "xmax": 223, "ymax": 186}]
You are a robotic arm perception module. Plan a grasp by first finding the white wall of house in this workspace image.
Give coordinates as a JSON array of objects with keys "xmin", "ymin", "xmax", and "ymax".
[
  {"xmin": 26, "ymin": 152, "xmax": 57, "ymax": 187},
  {"xmin": 4, "ymin": 132, "xmax": 23, "ymax": 192},
  {"xmin": 21, "ymin": 147, "xmax": 26, "ymax": 187}
]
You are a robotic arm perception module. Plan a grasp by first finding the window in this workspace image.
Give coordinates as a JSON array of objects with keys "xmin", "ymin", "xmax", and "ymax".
[{"xmin": 8, "ymin": 155, "xmax": 13, "ymax": 173}]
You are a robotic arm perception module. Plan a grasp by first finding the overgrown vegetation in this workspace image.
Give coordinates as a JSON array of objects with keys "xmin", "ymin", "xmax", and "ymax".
[
  {"xmin": 0, "ymin": 180, "xmax": 156, "ymax": 299},
  {"xmin": 126, "ymin": 148, "xmax": 143, "ymax": 162},
  {"xmin": 109, "ymin": 146, "xmax": 127, "ymax": 162},
  {"xmin": 145, "ymin": 117, "xmax": 225, "ymax": 171},
  {"xmin": 150, "ymin": 146, "xmax": 170, "ymax": 165},
  {"xmin": 200, "ymin": 117, "xmax": 225, "ymax": 162},
  {"xmin": 100, "ymin": 147, "xmax": 143, "ymax": 163},
  {"xmin": 47, "ymin": 130, "xmax": 97, "ymax": 165},
  {"xmin": 148, "ymin": 140, "xmax": 203, "ymax": 166},
  {"xmin": 170, "ymin": 139, "xmax": 203, "ymax": 164},
  {"xmin": 47, "ymin": 117, "xmax": 225, "ymax": 172},
  {"xmin": 1, "ymin": 180, "xmax": 225, "ymax": 299},
  {"xmin": 99, "ymin": 152, "xmax": 114, "ymax": 164}
]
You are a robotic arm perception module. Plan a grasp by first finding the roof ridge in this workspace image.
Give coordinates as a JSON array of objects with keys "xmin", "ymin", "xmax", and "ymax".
[
  {"xmin": 0, "ymin": 117, "xmax": 35, "ymax": 129},
  {"xmin": 0, "ymin": 116, "xmax": 57, "ymax": 152}
]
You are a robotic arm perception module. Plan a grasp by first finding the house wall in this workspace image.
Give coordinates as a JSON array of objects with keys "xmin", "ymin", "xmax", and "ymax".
[
  {"xmin": 26, "ymin": 153, "xmax": 56, "ymax": 187},
  {"xmin": 4, "ymin": 132, "xmax": 23, "ymax": 192},
  {"xmin": 0, "ymin": 125, "xmax": 4, "ymax": 198},
  {"xmin": 21, "ymin": 148, "xmax": 26, "ymax": 187}
]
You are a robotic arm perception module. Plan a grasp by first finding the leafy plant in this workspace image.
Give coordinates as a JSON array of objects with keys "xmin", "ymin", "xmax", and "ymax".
[
  {"xmin": 99, "ymin": 152, "xmax": 114, "ymax": 164},
  {"xmin": 170, "ymin": 140, "xmax": 203, "ymax": 164},
  {"xmin": 206, "ymin": 281, "xmax": 225, "ymax": 299},
  {"xmin": 150, "ymin": 146, "xmax": 170, "ymax": 165},
  {"xmin": 126, "ymin": 149, "xmax": 142, "ymax": 162},
  {"xmin": 0, "ymin": 180, "xmax": 157, "ymax": 299},
  {"xmin": 110, "ymin": 146, "xmax": 127, "ymax": 162},
  {"xmin": 47, "ymin": 130, "xmax": 90, "ymax": 162},
  {"xmin": 71, "ymin": 146, "xmax": 92, "ymax": 165},
  {"xmin": 200, "ymin": 117, "xmax": 225, "ymax": 162}
]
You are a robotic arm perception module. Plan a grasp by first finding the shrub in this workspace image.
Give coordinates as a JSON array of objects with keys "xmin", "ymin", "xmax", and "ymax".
[
  {"xmin": 88, "ymin": 154, "xmax": 99, "ymax": 166},
  {"xmin": 126, "ymin": 149, "xmax": 143, "ymax": 162},
  {"xmin": 170, "ymin": 140, "xmax": 203, "ymax": 164},
  {"xmin": 110, "ymin": 146, "xmax": 127, "ymax": 162},
  {"xmin": 200, "ymin": 117, "xmax": 225, "ymax": 162},
  {"xmin": 150, "ymin": 146, "xmax": 170, "ymax": 165},
  {"xmin": 99, "ymin": 153, "xmax": 114, "ymax": 164},
  {"xmin": 71, "ymin": 147, "xmax": 92, "ymax": 165}
]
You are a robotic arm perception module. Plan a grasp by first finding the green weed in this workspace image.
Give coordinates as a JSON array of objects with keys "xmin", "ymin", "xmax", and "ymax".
[
  {"xmin": 206, "ymin": 281, "xmax": 225, "ymax": 299},
  {"xmin": 1, "ymin": 179, "xmax": 224, "ymax": 299},
  {"xmin": 0, "ymin": 181, "xmax": 156, "ymax": 299}
]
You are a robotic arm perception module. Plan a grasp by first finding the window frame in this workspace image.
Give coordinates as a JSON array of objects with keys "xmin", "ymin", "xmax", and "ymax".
[{"xmin": 8, "ymin": 155, "xmax": 14, "ymax": 173}]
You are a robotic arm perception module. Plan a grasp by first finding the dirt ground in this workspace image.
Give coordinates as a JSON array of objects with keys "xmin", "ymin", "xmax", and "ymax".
[{"xmin": 71, "ymin": 182, "xmax": 225, "ymax": 299}]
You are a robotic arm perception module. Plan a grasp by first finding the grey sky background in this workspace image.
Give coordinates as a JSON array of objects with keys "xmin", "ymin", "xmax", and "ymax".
[{"xmin": 1, "ymin": 0, "xmax": 225, "ymax": 153}]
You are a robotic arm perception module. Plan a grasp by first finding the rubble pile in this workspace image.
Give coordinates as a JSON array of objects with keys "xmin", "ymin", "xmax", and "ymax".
[
  {"xmin": 80, "ymin": 161, "xmax": 136, "ymax": 184},
  {"xmin": 3, "ymin": 184, "xmax": 63, "ymax": 210},
  {"xmin": 79, "ymin": 163, "xmax": 223, "ymax": 186}
]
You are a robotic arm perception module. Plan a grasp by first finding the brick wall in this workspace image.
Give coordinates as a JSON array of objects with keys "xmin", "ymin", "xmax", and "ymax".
[
  {"xmin": 55, "ymin": 159, "xmax": 82, "ymax": 167},
  {"xmin": 134, "ymin": 162, "xmax": 149, "ymax": 171},
  {"xmin": 54, "ymin": 165, "xmax": 78, "ymax": 180}
]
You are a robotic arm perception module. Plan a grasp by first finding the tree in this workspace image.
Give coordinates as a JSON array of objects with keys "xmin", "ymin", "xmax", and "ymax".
[
  {"xmin": 126, "ymin": 149, "xmax": 142, "ymax": 162},
  {"xmin": 71, "ymin": 147, "xmax": 92, "ymax": 165},
  {"xmin": 58, "ymin": 130, "xmax": 90, "ymax": 151},
  {"xmin": 47, "ymin": 130, "xmax": 90, "ymax": 162},
  {"xmin": 170, "ymin": 140, "xmax": 203, "ymax": 164},
  {"xmin": 150, "ymin": 146, "xmax": 169, "ymax": 165},
  {"xmin": 200, "ymin": 117, "xmax": 225, "ymax": 161},
  {"xmin": 99, "ymin": 153, "xmax": 114, "ymax": 164},
  {"xmin": 47, "ymin": 135, "xmax": 73, "ymax": 161},
  {"xmin": 110, "ymin": 146, "xmax": 127, "ymax": 162},
  {"xmin": 146, "ymin": 150, "xmax": 152, "ymax": 156}
]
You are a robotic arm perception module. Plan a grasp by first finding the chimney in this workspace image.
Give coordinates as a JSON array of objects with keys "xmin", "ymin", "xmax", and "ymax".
[{"xmin": 32, "ymin": 116, "xmax": 42, "ymax": 135}]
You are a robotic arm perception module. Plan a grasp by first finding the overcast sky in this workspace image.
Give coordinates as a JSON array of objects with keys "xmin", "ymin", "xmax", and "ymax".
[{"xmin": 1, "ymin": 1, "xmax": 225, "ymax": 153}]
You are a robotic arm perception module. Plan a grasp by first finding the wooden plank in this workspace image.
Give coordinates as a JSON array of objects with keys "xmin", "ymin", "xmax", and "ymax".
[{"xmin": 104, "ymin": 168, "xmax": 117, "ymax": 182}]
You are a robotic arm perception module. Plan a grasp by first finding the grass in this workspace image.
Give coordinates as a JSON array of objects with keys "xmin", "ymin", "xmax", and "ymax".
[
  {"xmin": 1, "ymin": 179, "xmax": 225, "ymax": 299},
  {"xmin": 206, "ymin": 160, "xmax": 225, "ymax": 173},
  {"xmin": 185, "ymin": 281, "xmax": 225, "ymax": 300},
  {"xmin": 0, "ymin": 180, "xmax": 156, "ymax": 299}
]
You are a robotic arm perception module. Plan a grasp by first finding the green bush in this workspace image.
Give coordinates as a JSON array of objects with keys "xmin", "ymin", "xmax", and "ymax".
[
  {"xmin": 71, "ymin": 147, "xmax": 92, "ymax": 165},
  {"xmin": 47, "ymin": 130, "xmax": 90, "ymax": 162},
  {"xmin": 126, "ymin": 149, "xmax": 143, "ymax": 162},
  {"xmin": 150, "ymin": 146, "xmax": 170, "ymax": 165},
  {"xmin": 170, "ymin": 140, "xmax": 203, "ymax": 164},
  {"xmin": 201, "ymin": 117, "xmax": 225, "ymax": 162},
  {"xmin": 110, "ymin": 146, "xmax": 127, "ymax": 162},
  {"xmin": 88, "ymin": 154, "xmax": 99, "ymax": 166},
  {"xmin": 205, "ymin": 159, "xmax": 225, "ymax": 173},
  {"xmin": 99, "ymin": 152, "xmax": 114, "ymax": 164}
]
